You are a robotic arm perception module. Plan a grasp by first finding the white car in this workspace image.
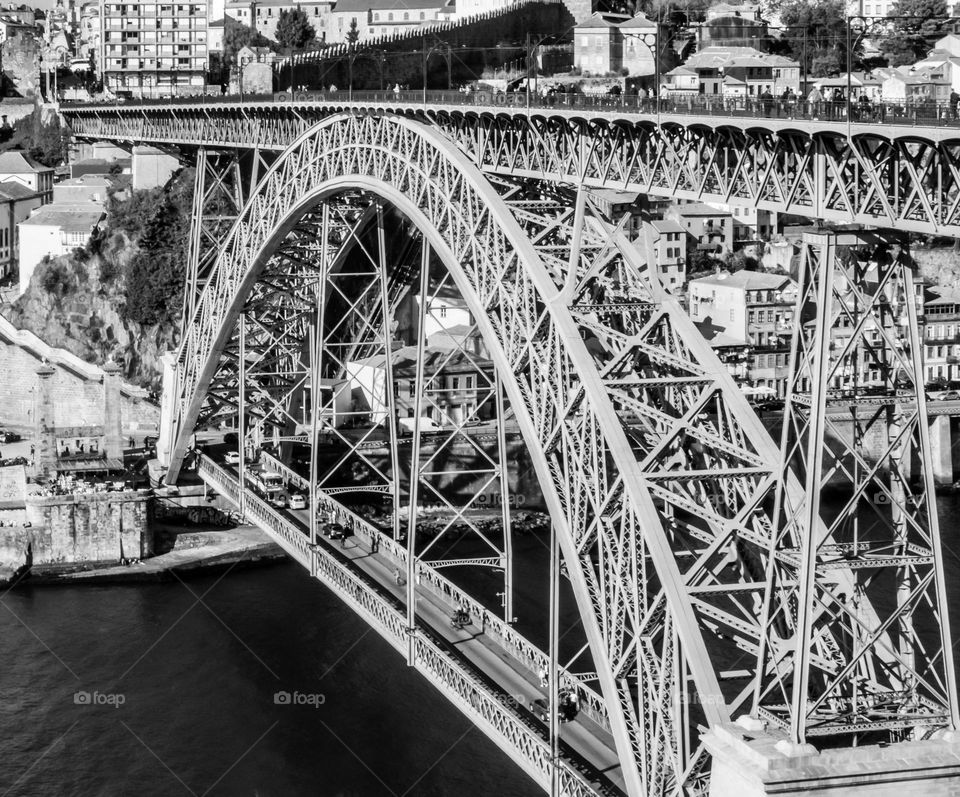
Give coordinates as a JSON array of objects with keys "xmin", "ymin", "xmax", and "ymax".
[
  {"xmin": 224, "ymin": 450, "xmax": 241, "ymax": 465},
  {"xmin": 288, "ymin": 494, "xmax": 307, "ymax": 510}
]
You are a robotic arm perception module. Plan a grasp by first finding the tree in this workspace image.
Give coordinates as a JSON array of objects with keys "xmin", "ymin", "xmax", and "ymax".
[
  {"xmin": 345, "ymin": 18, "xmax": 359, "ymax": 46},
  {"xmin": 778, "ymin": 0, "xmax": 849, "ymax": 76},
  {"xmin": 276, "ymin": 8, "xmax": 316, "ymax": 50},
  {"xmin": 879, "ymin": 0, "xmax": 949, "ymax": 66},
  {"xmin": 222, "ymin": 17, "xmax": 272, "ymax": 66},
  {"xmin": 122, "ymin": 193, "xmax": 187, "ymax": 326}
]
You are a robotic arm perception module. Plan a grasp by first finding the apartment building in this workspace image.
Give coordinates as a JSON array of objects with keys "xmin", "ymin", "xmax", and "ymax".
[
  {"xmin": 688, "ymin": 269, "xmax": 797, "ymax": 395},
  {"xmin": 100, "ymin": 0, "xmax": 208, "ymax": 97}
]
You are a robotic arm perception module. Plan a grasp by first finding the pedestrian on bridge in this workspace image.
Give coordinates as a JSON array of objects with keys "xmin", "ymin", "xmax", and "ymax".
[
  {"xmin": 807, "ymin": 85, "xmax": 823, "ymax": 120},
  {"xmin": 760, "ymin": 87, "xmax": 774, "ymax": 118}
]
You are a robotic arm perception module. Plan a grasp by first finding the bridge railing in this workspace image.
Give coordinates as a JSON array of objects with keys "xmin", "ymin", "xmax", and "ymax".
[
  {"xmin": 223, "ymin": 451, "xmax": 609, "ymax": 730},
  {"xmin": 307, "ymin": 512, "xmax": 607, "ymax": 797},
  {"xmin": 198, "ymin": 456, "xmax": 312, "ymax": 566},
  {"xmin": 197, "ymin": 452, "xmax": 608, "ymax": 795},
  {"xmin": 65, "ymin": 89, "xmax": 960, "ymax": 129}
]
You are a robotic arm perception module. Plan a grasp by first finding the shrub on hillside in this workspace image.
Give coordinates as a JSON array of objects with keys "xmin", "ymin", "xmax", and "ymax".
[
  {"xmin": 122, "ymin": 193, "xmax": 187, "ymax": 327},
  {"xmin": 39, "ymin": 258, "xmax": 72, "ymax": 295}
]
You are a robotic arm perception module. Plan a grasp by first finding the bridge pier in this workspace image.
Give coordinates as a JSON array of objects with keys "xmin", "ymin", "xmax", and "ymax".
[
  {"xmin": 704, "ymin": 722, "xmax": 960, "ymax": 796},
  {"xmin": 156, "ymin": 352, "xmax": 177, "ymax": 469},
  {"xmin": 931, "ymin": 414, "xmax": 954, "ymax": 486}
]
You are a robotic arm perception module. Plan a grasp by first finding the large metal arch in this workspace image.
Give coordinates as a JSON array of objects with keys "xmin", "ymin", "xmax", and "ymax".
[{"xmin": 166, "ymin": 112, "xmax": 741, "ymax": 795}]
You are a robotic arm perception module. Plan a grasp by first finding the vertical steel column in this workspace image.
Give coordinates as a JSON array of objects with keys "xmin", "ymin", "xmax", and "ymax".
[
  {"xmin": 309, "ymin": 205, "xmax": 330, "ymax": 567},
  {"xmin": 184, "ymin": 147, "xmax": 207, "ymax": 328},
  {"xmin": 789, "ymin": 235, "xmax": 835, "ymax": 745},
  {"xmin": 308, "ymin": 316, "xmax": 319, "ymax": 576},
  {"xmin": 376, "ymin": 203, "xmax": 402, "ymax": 542},
  {"xmin": 495, "ymin": 373, "xmax": 514, "ymax": 623},
  {"xmin": 237, "ymin": 316, "xmax": 246, "ymax": 516},
  {"xmin": 904, "ymin": 264, "xmax": 960, "ymax": 729},
  {"xmin": 548, "ymin": 520, "xmax": 560, "ymax": 797},
  {"xmin": 405, "ymin": 239, "xmax": 431, "ymax": 666}
]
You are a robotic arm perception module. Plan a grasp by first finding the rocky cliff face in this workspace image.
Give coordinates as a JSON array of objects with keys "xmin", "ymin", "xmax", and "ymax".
[{"xmin": 3, "ymin": 237, "xmax": 178, "ymax": 392}]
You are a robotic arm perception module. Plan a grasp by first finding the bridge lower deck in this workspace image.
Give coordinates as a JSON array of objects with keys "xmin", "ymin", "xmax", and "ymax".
[{"xmin": 196, "ymin": 455, "xmax": 625, "ymax": 796}]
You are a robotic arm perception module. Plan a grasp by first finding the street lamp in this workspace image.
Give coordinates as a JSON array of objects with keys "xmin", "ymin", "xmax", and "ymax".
[
  {"xmin": 621, "ymin": 25, "xmax": 663, "ymax": 123},
  {"xmin": 422, "ymin": 35, "xmax": 451, "ymax": 103}
]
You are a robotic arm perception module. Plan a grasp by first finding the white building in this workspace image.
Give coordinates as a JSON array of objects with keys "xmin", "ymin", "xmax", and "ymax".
[
  {"xmin": 650, "ymin": 219, "xmax": 687, "ymax": 290},
  {"xmin": 100, "ymin": 0, "xmax": 208, "ymax": 97},
  {"xmin": 0, "ymin": 152, "xmax": 54, "ymax": 201},
  {"xmin": 224, "ymin": 0, "xmax": 333, "ymax": 43},
  {"xmin": 18, "ymin": 205, "xmax": 104, "ymax": 296},
  {"xmin": 327, "ymin": 0, "xmax": 453, "ymax": 43},
  {"xmin": 0, "ymin": 181, "xmax": 43, "ymax": 280},
  {"xmin": 688, "ymin": 270, "xmax": 797, "ymax": 344}
]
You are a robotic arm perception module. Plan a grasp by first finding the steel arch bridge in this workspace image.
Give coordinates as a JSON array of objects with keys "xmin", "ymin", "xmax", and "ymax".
[{"xmin": 63, "ymin": 101, "xmax": 960, "ymax": 796}]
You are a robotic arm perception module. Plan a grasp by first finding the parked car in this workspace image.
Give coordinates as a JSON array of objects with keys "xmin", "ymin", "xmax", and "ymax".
[
  {"xmin": 288, "ymin": 493, "xmax": 307, "ymax": 510},
  {"xmin": 224, "ymin": 450, "xmax": 241, "ymax": 465},
  {"xmin": 0, "ymin": 430, "xmax": 21, "ymax": 443},
  {"xmin": 941, "ymin": 391, "xmax": 960, "ymax": 402}
]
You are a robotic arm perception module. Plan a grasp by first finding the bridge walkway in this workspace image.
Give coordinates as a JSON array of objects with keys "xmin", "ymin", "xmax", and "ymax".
[{"xmin": 196, "ymin": 454, "xmax": 626, "ymax": 796}]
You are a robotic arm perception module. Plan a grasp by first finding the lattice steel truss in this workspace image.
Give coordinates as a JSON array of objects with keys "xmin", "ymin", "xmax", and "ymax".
[
  {"xmin": 755, "ymin": 231, "xmax": 960, "ymax": 743},
  {"xmin": 66, "ymin": 100, "xmax": 960, "ymax": 236},
  {"xmin": 159, "ymin": 114, "xmax": 959, "ymax": 795}
]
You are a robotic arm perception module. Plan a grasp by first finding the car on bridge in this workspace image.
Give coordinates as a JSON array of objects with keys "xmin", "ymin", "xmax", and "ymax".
[
  {"xmin": 225, "ymin": 450, "xmax": 241, "ymax": 465},
  {"xmin": 289, "ymin": 493, "xmax": 307, "ymax": 510},
  {"xmin": 530, "ymin": 690, "xmax": 579, "ymax": 725},
  {"xmin": 939, "ymin": 390, "xmax": 960, "ymax": 402},
  {"xmin": 323, "ymin": 522, "xmax": 349, "ymax": 541}
]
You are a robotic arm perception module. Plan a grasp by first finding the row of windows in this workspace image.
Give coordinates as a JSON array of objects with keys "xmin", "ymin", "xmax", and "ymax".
[
  {"xmin": 748, "ymin": 309, "xmax": 789, "ymax": 325},
  {"xmin": 753, "ymin": 352, "xmax": 789, "ymax": 368},
  {"xmin": 927, "ymin": 345, "xmax": 960, "ymax": 359},
  {"xmin": 396, "ymin": 375, "xmax": 478, "ymax": 398},
  {"xmin": 926, "ymin": 324, "xmax": 960, "ymax": 338},
  {"xmin": 372, "ymin": 10, "xmax": 430, "ymax": 21},
  {"xmin": 107, "ymin": 43, "xmax": 205, "ymax": 55},
  {"xmin": 106, "ymin": 57, "xmax": 205, "ymax": 69},
  {"xmin": 105, "ymin": 18, "xmax": 206, "ymax": 30},
  {"xmin": 104, "ymin": 4, "xmax": 204, "ymax": 14}
]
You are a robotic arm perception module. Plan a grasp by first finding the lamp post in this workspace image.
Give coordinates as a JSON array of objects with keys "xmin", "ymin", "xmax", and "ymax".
[
  {"xmin": 422, "ymin": 36, "xmax": 451, "ymax": 104},
  {"xmin": 845, "ymin": 14, "xmax": 933, "ymax": 137},
  {"xmin": 622, "ymin": 24, "xmax": 662, "ymax": 123},
  {"xmin": 525, "ymin": 26, "xmax": 576, "ymax": 110}
]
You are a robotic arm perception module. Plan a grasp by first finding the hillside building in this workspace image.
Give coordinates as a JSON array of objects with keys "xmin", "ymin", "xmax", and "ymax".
[{"xmin": 99, "ymin": 0, "xmax": 208, "ymax": 97}]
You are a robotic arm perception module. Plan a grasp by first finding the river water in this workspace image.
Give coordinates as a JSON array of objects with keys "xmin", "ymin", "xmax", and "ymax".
[
  {"xmin": 0, "ymin": 560, "xmax": 540, "ymax": 797},
  {"xmin": 7, "ymin": 492, "xmax": 960, "ymax": 796}
]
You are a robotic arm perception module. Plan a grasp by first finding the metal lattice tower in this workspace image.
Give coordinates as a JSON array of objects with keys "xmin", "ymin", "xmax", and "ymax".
[{"xmin": 755, "ymin": 230, "xmax": 959, "ymax": 744}]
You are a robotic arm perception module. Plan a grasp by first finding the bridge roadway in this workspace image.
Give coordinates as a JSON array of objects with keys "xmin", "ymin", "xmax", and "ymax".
[
  {"xmin": 62, "ymin": 90, "xmax": 960, "ymax": 236},
  {"xmin": 196, "ymin": 454, "xmax": 626, "ymax": 797}
]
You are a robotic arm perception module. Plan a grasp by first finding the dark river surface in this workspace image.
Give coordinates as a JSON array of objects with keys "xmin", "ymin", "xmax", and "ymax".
[{"xmin": 6, "ymin": 492, "xmax": 960, "ymax": 796}]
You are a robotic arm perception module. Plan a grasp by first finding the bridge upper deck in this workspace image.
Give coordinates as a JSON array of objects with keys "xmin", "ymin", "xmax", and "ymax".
[
  {"xmin": 63, "ymin": 91, "xmax": 960, "ymax": 236},
  {"xmin": 63, "ymin": 90, "xmax": 960, "ymax": 147}
]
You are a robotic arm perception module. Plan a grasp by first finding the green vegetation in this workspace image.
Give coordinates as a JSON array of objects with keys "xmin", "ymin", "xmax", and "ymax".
[
  {"xmin": 114, "ymin": 170, "xmax": 193, "ymax": 327},
  {"xmin": 222, "ymin": 17, "xmax": 274, "ymax": 66},
  {"xmin": 880, "ymin": 0, "xmax": 950, "ymax": 66},
  {"xmin": 276, "ymin": 8, "xmax": 316, "ymax": 50}
]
